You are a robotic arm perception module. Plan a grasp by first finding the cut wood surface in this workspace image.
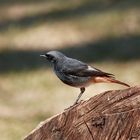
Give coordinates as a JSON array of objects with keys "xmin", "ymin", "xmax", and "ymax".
[{"xmin": 24, "ymin": 86, "xmax": 140, "ymax": 140}]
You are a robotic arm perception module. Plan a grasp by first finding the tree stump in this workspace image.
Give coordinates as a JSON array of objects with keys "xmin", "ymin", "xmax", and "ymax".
[{"xmin": 24, "ymin": 86, "xmax": 140, "ymax": 140}]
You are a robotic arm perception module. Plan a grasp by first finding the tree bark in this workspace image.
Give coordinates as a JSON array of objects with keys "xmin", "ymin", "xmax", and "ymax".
[{"xmin": 24, "ymin": 86, "xmax": 140, "ymax": 140}]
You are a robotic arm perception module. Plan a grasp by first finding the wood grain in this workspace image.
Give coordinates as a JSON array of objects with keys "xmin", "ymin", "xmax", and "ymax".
[{"xmin": 24, "ymin": 86, "xmax": 140, "ymax": 140}]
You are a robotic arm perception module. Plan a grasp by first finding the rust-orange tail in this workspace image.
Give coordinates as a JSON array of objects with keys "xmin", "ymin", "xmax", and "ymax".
[
  {"xmin": 93, "ymin": 77, "xmax": 130, "ymax": 87},
  {"xmin": 106, "ymin": 78, "xmax": 130, "ymax": 87}
]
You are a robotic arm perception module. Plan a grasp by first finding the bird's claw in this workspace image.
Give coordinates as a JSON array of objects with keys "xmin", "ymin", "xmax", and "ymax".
[{"xmin": 64, "ymin": 100, "xmax": 84, "ymax": 111}]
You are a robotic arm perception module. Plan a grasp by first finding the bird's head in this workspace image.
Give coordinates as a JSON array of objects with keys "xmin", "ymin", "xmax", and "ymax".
[{"xmin": 40, "ymin": 51, "xmax": 65, "ymax": 63}]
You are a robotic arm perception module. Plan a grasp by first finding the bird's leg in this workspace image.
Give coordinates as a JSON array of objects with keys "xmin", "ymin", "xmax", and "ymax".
[
  {"xmin": 73, "ymin": 87, "xmax": 85, "ymax": 105},
  {"xmin": 64, "ymin": 88, "xmax": 85, "ymax": 111}
]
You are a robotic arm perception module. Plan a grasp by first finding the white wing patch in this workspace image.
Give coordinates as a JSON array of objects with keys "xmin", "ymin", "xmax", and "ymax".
[{"xmin": 87, "ymin": 66, "xmax": 98, "ymax": 71}]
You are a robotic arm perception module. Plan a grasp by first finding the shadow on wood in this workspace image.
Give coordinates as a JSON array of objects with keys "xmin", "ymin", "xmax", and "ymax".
[{"xmin": 24, "ymin": 86, "xmax": 140, "ymax": 140}]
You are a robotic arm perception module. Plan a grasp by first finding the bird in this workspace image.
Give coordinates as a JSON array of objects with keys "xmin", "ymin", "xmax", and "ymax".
[{"xmin": 40, "ymin": 51, "xmax": 130, "ymax": 105}]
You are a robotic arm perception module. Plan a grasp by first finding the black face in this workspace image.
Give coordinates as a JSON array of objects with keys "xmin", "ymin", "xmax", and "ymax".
[{"xmin": 45, "ymin": 54, "xmax": 56, "ymax": 63}]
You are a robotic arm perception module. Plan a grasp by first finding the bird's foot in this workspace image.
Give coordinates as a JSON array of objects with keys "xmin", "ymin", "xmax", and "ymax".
[
  {"xmin": 64, "ymin": 103, "xmax": 77, "ymax": 111},
  {"xmin": 64, "ymin": 100, "xmax": 84, "ymax": 111}
]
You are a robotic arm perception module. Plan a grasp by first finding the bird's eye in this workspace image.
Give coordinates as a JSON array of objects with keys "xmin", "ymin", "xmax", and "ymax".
[
  {"xmin": 46, "ymin": 54, "xmax": 56, "ymax": 62},
  {"xmin": 46, "ymin": 54, "xmax": 53, "ymax": 60}
]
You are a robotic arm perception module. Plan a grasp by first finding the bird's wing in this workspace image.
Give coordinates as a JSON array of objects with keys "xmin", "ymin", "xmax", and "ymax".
[{"xmin": 62, "ymin": 58, "xmax": 114, "ymax": 78}]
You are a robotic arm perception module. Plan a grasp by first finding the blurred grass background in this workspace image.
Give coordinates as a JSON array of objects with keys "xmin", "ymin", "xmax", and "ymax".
[{"xmin": 0, "ymin": 0, "xmax": 140, "ymax": 139}]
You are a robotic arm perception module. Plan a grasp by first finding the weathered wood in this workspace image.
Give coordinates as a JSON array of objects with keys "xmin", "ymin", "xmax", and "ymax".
[{"xmin": 24, "ymin": 86, "xmax": 140, "ymax": 140}]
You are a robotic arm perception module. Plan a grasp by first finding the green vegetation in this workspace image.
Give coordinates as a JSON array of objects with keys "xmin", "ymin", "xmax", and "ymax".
[{"xmin": 0, "ymin": 0, "xmax": 140, "ymax": 139}]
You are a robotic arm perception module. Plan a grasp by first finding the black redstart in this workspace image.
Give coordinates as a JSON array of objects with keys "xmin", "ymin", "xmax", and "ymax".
[{"xmin": 40, "ymin": 51, "xmax": 130, "ymax": 105}]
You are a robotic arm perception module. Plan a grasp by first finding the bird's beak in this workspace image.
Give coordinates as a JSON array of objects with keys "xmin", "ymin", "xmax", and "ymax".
[{"xmin": 40, "ymin": 54, "xmax": 46, "ymax": 58}]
